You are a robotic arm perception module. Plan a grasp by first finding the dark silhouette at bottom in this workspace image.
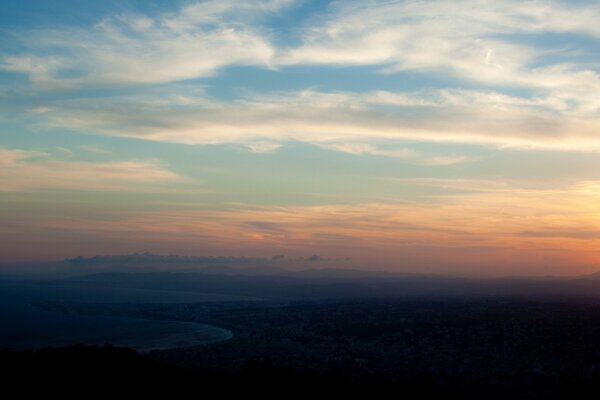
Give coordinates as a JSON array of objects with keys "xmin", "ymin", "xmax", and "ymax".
[{"xmin": 2, "ymin": 344, "xmax": 600, "ymax": 399}]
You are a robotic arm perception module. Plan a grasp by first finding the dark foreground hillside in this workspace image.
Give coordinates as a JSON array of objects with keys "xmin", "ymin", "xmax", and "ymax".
[
  {"xmin": 7, "ymin": 300, "xmax": 600, "ymax": 398},
  {"xmin": 4, "ymin": 343, "xmax": 600, "ymax": 399}
]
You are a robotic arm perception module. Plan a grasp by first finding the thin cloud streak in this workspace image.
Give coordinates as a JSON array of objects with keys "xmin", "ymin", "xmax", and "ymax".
[
  {"xmin": 0, "ymin": 148, "xmax": 191, "ymax": 193},
  {"xmin": 29, "ymin": 88, "xmax": 600, "ymax": 152}
]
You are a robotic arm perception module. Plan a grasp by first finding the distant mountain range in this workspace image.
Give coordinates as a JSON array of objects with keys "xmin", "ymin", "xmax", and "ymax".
[
  {"xmin": 64, "ymin": 252, "xmax": 270, "ymax": 264},
  {"xmin": 0, "ymin": 252, "xmax": 351, "ymax": 278},
  {"xmin": 3, "ymin": 253, "xmax": 600, "ymax": 300}
]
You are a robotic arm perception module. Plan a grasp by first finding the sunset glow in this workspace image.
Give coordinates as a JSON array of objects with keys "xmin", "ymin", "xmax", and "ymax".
[{"xmin": 2, "ymin": 0, "xmax": 600, "ymax": 275}]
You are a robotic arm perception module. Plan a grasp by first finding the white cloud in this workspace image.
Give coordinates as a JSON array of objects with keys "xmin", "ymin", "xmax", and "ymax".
[
  {"xmin": 320, "ymin": 143, "xmax": 416, "ymax": 158},
  {"xmin": 30, "ymin": 87, "xmax": 600, "ymax": 152},
  {"xmin": 283, "ymin": 0, "xmax": 600, "ymax": 115},
  {"xmin": 1, "ymin": 0, "xmax": 293, "ymax": 86},
  {"xmin": 285, "ymin": 1, "xmax": 600, "ymax": 74},
  {"xmin": 317, "ymin": 142, "xmax": 473, "ymax": 165},
  {"xmin": 6, "ymin": 0, "xmax": 599, "ymax": 91},
  {"xmin": 2, "ymin": 1, "xmax": 600, "ymax": 153}
]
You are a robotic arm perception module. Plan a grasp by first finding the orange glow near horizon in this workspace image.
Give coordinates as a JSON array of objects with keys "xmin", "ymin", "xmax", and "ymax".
[{"xmin": 3, "ymin": 180, "xmax": 600, "ymax": 276}]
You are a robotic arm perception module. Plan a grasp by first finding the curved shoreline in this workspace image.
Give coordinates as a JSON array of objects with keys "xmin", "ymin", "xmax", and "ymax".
[
  {"xmin": 0, "ymin": 306, "xmax": 234, "ymax": 352},
  {"xmin": 131, "ymin": 318, "xmax": 233, "ymax": 353}
]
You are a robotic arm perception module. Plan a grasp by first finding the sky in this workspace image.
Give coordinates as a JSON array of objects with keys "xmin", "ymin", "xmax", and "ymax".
[{"xmin": 1, "ymin": 0, "xmax": 600, "ymax": 276}]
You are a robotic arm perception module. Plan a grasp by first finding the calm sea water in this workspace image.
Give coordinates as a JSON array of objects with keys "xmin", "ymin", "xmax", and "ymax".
[{"xmin": 0, "ymin": 280, "xmax": 234, "ymax": 352}]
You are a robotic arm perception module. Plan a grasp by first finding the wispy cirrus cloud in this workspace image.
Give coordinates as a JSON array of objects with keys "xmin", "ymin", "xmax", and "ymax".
[
  {"xmin": 0, "ymin": 0, "xmax": 292, "ymax": 87},
  {"xmin": 2, "ymin": 0, "xmax": 600, "ymax": 154},
  {"xmin": 3, "ymin": 0, "xmax": 600, "ymax": 90},
  {"xmin": 285, "ymin": 1, "xmax": 600, "ymax": 87}
]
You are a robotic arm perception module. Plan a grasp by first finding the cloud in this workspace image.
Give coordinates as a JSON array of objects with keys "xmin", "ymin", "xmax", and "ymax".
[
  {"xmin": 317, "ymin": 142, "xmax": 474, "ymax": 165},
  {"xmin": 520, "ymin": 229, "xmax": 600, "ymax": 240},
  {"xmin": 244, "ymin": 142, "xmax": 283, "ymax": 153},
  {"xmin": 284, "ymin": 1, "xmax": 600, "ymax": 86},
  {"xmin": 319, "ymin": 143, "xmax": 417, "ymax": 158},
  {"xmin": 280, "ymin": 1, "xmax": 600, "ymax": 147},
  {"xmin": 28, "ymin": 87, "xmax": 600, "ymax": 152},
  {"xmin": 0, "ymin": 147, "xmax": 189, "ymax": 192},
  {"xmin": 1, "ymin": 0, "xmax": 292, "ymax": 87},
  {"xmin": 5, "ymin": 0, "xmax": 600, "ymax": 92},
  {"xmin": 2, "ymin": 1, "xmax": 600, "ymax": 153}
]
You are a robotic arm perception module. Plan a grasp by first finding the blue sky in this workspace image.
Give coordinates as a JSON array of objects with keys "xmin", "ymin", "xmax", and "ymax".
[{"xmin": 2, "ymin": 0, "xmax": 600, "ymax": 275}]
